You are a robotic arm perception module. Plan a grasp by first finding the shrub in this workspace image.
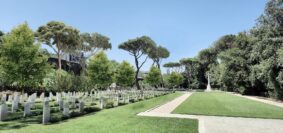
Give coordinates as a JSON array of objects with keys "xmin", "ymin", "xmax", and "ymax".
[
  {"xmin": 70, "ymin": 111, "xmax": 82, "ymax": 118},
  {"xmin": 87, "ymin": 51, "xmax": 113, "ymax": 90},
  {"xmin": 70, "ymin": 74, "xmax": 92, "ymax": 91},
  {"xmin": 50, "ymin": 107, "xmax": 60, "ymax": 113},
  {"xmin": 90, "ymin": 103, "xmax": 96, "ymax": 106},
  {"xmin": 50, "ymin": 114, "xmax": 63, "ymax": 123},
  {"xmin": 105, "ymin": 100, "xmax": 114, "ymax": 109},
  {"xmin": 43, "ymin": 69, "xmax": 73, "ymax": 91},
  {"xmin": 84, "ymin": 106, "xmax": 101, "ymax": 113},
  {"xmin": 31, "ymin": 109, "xmax": 43, "ymax": 115},
  {"xmin": 129, "ymin": 99, "xmax": 135, "ymax": 103}
]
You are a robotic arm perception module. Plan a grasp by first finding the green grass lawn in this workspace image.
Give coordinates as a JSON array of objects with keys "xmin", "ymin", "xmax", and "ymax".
[
  {"xmin": 173, "ymin": 92, "xmax": 283, "ymax": 119},
  {"xmin": 0, "ymin": 93, "xmax": 198, "ymax": 133}
]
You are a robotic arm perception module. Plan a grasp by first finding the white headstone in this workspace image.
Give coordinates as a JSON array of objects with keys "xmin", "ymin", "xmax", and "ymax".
[
  {"xmin": 12, "ymin": 100, "xmax": 18, "ymax": 112},
  {"xmin": 0, "ymin": 103, "xmax": 8, "ymax": 121},
  {"xmin": 58, "ymin": 99, "xmax": 63, "ymax": 110},
  {"xmin": 40, "ymin": 93, "xmax": 45, "ymax": 101},
  {"xmin": 24, "ymin": 102, "xmax": 31, "ymax": 117},
  {"xmin": 63, "ymin": 102, "xmax": 69, "ymax": 117},
  {"xmin": 8, "ymin": 95, "xmax": 13, "ymax": 103},
  {"xmin": 126, "ymin": 95, "xmax": 130, "ymax": 104},
  {"xmin": 100, "ymin": 97, "xmax": 104, "ymax": 109},
  {"xmin": 42, "ymin": 98, "xmax": 50, "ymax": 124},
  {"xmin": 79, "ymin": 101, "xmax": 84, "ymax": 113},
  {"xmin": 114, "ymin": 96, "xmax": 119, "ymax": 107},
  {"xmin": 49, "ymin": 92, "xmax": 53, "ymax": 100},
  {"xmin": 20, "ymin": 95, "xmax": 25, "ymax": 105},
  {"xmin": 1, "ymin": 94, "xmax": 6, "ymax": 102}
]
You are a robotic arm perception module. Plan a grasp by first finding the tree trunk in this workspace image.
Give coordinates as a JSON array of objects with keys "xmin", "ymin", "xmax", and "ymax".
[
  {"xmin": 134, "ymin": 55, "xmax": 141, "ymax": 90},
  {"xmin": 57, "ymin": 51, "xmax": 62, "ymax": 70},
  {"xmin": 135, "ymin": 70, "xmax": 141, "ymax": 90},
  {"xmin": 157, "ymin": 61, "xmax": 164, "ymax": 88}
]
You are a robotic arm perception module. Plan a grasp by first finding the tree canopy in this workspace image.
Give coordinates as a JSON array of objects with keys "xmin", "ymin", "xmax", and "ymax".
[
  {"xmin": 165, "ymin": 72, "xmax": 184, "ymax": 88},
  {"xmin": 87, "ymin": 51, "xmax": 112, "ymax": 90},
  {"xmin": 145, "ymin": 66, "xmax": 162, "ymax": 88},
  {"xmin": 0, "ymin": 30, "xmax": 4, "ymax": 45},
  {"xmin": 168, "ymin": 0, "xmax": 283, "ymax": 100},
  {"xmin": 36, "ymin": 21, "xmax": 81, "ymax": 70},
  {"xmin": 0, "ymin": 23, "xmax": 50, "ymax": 91},
  {"xmin": 115, "ymin": 61, "xmax": 135, "ymax": 88},
  {"xmin": 149, "ymin": 45, "xmax": 170, "ymax": 69},
  {"xmin": 80, "ymin": 32, "xmax": 112, "ymax": 58},
  {"xmin": 119, "ymin": 36, "xmax": 156, "ymax": 90}
]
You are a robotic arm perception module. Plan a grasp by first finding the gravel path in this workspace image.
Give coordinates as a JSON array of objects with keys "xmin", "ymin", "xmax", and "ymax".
[{"xmin": 138, "ymin": 92, "xmax": 283, "ymax": 133}]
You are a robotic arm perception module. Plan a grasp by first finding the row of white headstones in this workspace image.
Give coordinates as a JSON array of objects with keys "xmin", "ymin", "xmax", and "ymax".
[{"xmin": 0, "ymin": 90, "xmax": 170, "ymax": 124}]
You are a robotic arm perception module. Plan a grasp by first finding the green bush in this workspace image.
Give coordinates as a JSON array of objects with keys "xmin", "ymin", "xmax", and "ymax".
[
  {"xmin": 50, "ymin": 107, "xmax": 60, "ymax": 113},
  {"xmin": 129, "ymin": 99, "xmax": 135, "ymax": 103},
  {"xmin": 84, "ymin": 106, "xmax": 101, "ymax": 113},
  {"xmin": 32, "ymin": 103, "xmax": 42, "ymax": 109},
  {"xmin": 3, "ymin": 112, "xmax": 23, "ymax": 121},
  {"xmin": 50, "ymin": 113, "xmax": 63, "ymax": 123},
  {"xmin": 43, "ymin": 69, "xmax": 73, "ymax": 91},
  {"xmin": 70, "ymin": 111, "xmax": 82, "ymax": 118},
  {"xmin": 90, "ymin": 103, "xmax": 96, "ymax": 106},
  {"xmin": 105, "ymin": 100, "xmax": 114, "ymax": 108},
  {"xmin": 31, "ymin": 109, "xmax": 43, "ymax": 115}
]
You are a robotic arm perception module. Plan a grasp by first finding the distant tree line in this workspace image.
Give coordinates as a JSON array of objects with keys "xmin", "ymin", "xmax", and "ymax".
[
  {"xmin": 167, "ymin": 0, "xmax": 283, "ymax": 100},
  {"xmin": 0, "ymin": 21, "xmax": 171, "ymax": 93}
]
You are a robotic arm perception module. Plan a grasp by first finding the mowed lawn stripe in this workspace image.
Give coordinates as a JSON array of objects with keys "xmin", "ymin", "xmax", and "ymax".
[
  {"xmin": 0, "ymin": 93, "xmax": 198, "ymax": 133},
  {"xmin": 173, "ymin": 92, "xmax": 283, "ymax": 119}
]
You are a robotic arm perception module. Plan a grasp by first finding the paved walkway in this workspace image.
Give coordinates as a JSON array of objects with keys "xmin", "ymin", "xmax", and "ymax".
[
  {"xmin": 138, "ymin": 92, "xmax": 283, "ymax": 133},
  {"xmin": 144, "ymin": 92, "xmax": 193, "ymax": 113}
]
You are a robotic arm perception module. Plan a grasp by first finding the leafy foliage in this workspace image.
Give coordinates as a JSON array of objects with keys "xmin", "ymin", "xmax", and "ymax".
[
  {"xmin": 119, "ymin": 36, "xmax": 156, "ymax": 90},
  {"xmin": 148, "ymin": 45, "xmax": 170, "ymax": 69},
  {"xmin": 0, "ymin": 23, "xmax": 50, "ymax": 90},
  {"xmin": 36, "ymin": 21, "xmax": 81, "ymax": 70},
  {"xmin": 87, "ymin": 51, "xmax": 113, "ymax": 89},
  {"xmin": 175, "ymin": 0, "xmax": 283, "ymax": 100},
  {"xmin": 43, "ymin": 69, "xmax": 73, "ymax": 91},
  {"xmin": 0, "ymin": 30, "xmax": 4, "ymax": 45},
  {"xmin": 180, "ymin": 58, "xmax": 204, "ymax": 89},
  {"xmin": 145, "ymin": 66, "xmax": 162, "ymax": 87},
  {"xmin": 163, "ymin": 62, "xmax": 182, "ymax": 74},
  {"xmin": 115, "ymin": 61, "xmax": 135, "ymax": 88},
  {"xmin": 80, "ymin": 32, "xmax": 112, "ymax": 58},
  {"xmin": 165, "ymin": 72, "xmax": 184, "ymax": 88}
]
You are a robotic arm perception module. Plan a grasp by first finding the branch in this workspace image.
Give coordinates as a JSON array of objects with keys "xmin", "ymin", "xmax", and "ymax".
[
  {"xmin": 136, "ymin": 51, "xmax": 141, "ymax": 57},
  {"xmin": 129, "ymin": 52, "xmax": 135, "ymax": 56},
  {"xmin": 92, "ymin": 48, "xmax": 101, "ymax": 55},
  {"xmin": 137, "ymin": 52, "xmax": 145, "ymax": 59},
  {"xmin": 139, "ymin": 56, "xmax": 148, "ymax": 69},
  {"xmin": 48, "ymin": 45, "xmax": 58, "ymax": 54}
]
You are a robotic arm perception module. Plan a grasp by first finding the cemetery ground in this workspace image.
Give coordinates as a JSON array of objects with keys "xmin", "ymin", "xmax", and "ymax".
[
  {"xmin": 140, "ymin": 92, "xmax": 283, "ymax": 133},
  {"xmin": 0, "ymin": 92, "xmax": 198, "ymax": 133},
  {"xmin": 173, "ymin": 92, "xmax": 283, "ymax": 119}
]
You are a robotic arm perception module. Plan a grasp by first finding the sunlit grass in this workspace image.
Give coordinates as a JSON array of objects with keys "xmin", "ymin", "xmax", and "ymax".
[
  {"xmin": 0, "ymin": 93, "xmax": 198, "ymax": 133},
  {"xmin": 173, "ymin": 92, "xmax": 283, "ymax": 119}
]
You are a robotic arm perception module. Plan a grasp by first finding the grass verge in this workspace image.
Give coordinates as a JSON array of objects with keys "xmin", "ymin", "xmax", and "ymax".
[
  {"xmin": 0, "ymin": 93, "xmax": 198, "ymax": 133},
  {"xmin": 173, "ymin": 92, "xmax": 283, "ymax": 119}
]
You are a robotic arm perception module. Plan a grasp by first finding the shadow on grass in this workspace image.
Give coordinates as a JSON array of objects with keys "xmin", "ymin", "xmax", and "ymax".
[
  {"xmin": 0, "ymin": 115, "xmax": 42, "ymax": 130},
  {"xmin": 0, "ymin": 122, "xmax": 28, "ymax": 130}
]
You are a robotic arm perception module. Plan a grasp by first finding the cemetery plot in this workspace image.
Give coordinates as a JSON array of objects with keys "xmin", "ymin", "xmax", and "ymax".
[
  {"xmin": 0, "ymin": 90, "xmax": 171, "ymax": 124},
  {"xmin": 173, "ymin": 92, "xmax": 283, "ymax": 119},
  {"xmin": 0, "ymin": 92, "xmax": 198, "ymax": 133}
]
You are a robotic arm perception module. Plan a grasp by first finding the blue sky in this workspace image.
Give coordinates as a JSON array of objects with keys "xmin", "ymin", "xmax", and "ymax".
[{"xmin": 0, "ymin": 0, "xmax": 267, "ymax": 72}]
